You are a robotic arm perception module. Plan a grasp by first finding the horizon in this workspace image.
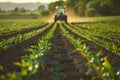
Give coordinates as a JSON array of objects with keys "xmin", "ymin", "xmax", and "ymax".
[{"xmin": 0, "ymin": 0, "xmax": 65, "ymax": 3}]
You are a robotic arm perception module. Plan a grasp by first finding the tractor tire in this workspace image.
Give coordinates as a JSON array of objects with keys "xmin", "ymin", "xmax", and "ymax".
[
  {"xmin": 54, "ymin": 15, "xmax": 57, "ymax": 23},
  {"xmin": 64, "ymin": 15, "xmax": 67, "ymax": 23}
]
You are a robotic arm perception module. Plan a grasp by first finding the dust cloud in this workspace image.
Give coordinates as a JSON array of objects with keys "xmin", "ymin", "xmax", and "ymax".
[{"xmin": 46, "ymin": 9, "xmax": 89, "ymax": 23}]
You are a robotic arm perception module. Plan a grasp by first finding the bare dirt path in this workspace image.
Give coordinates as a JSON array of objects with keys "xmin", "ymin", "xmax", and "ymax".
[
  {"xmin": 0, "ymin": 23, "xmax": 48, "ymax": 41},
  {"xmin": 0, "ymin": 24, "xmax": 53, "ymax": 75},
  {"xmin": 31, "ymin": 24, "xmax": 90, "ymax": 80}
]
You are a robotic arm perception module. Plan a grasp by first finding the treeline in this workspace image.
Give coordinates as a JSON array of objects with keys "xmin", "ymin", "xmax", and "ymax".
[
  {"xmin": 0, "ymin": 0, "xmax": 119, "ymax": 17},
  {"xmin": 48, "ymin": 0, "xmax": 120, "ymax": 17},
  {"xmin": 66, "ymin": 0, "xmax": 120, "ymax": 16},
  {"xmin": 0, "ymin": 5, "xmax": 50, "ymax": 18},
  {"xmin": 37, "ymin": 5, "xmax": 50, "ymax": 17}
]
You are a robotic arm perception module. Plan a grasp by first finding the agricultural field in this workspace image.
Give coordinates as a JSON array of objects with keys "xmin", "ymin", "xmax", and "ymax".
[{"xmin": 0, "ymin": 16, "xmax": 120, "ymax": 80}]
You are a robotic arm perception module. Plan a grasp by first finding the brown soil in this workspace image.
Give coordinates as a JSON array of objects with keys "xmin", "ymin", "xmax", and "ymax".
[
  {"xmin": 0, "ymin": 23, "xmax": 53, "ymax": 75},
  {"xmin": 0, "ymin": 23, "xmax": 48, "ymax": 41},
  {"xmin": 31, "ymin": 24, "xmax": 90, "ymax": 80}
]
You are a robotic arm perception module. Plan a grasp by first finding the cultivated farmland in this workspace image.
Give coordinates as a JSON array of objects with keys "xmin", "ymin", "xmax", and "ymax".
[{"xmin": 0, "ymin": 17, "xmax": 120, "ymax": 80}]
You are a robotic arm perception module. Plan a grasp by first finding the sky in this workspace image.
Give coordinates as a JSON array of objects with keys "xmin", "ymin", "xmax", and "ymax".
[{"xmin": 0, "ymin": 0, "xmax": 63, "ymax": 3}]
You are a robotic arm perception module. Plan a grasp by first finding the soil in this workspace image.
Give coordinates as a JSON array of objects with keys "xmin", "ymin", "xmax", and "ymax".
[
  {"xmin": 0, "ymin": 22, "xmax": 119, "ymax": 80},
  {"xmin": 31, "ymin": 24, "xmax": 90, "ymax": 80},
  {"xmin": 0, "ymin": 23, "xmax": 53, "ymax": 75}
]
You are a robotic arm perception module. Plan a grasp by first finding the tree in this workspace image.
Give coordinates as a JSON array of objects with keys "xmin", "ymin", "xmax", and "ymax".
[
  {"xmin": 48, "ymin": 0, "xmax": 65, "ymax": 11},
  {"xmin": 94, "ymin": 0, "xmax": 120, "ymax": 14},
  {"xmin": 40, "ymin": 10, "xmax": 50, "ymax": 16},
  {"xmin": 86, "ymin": 1, "xmax": 97, "ymax": 9},
  {"xmin": 20, "ymin": 7, "xmax": 26, "ymax": 12},
  {"xmin": 14, "ymin": 7, "xmax": 26, "ymax": 12},
  {"xmin": 37, "ymin": 5, "xmax": 50, "ymax": 17},
  {"xmin": 66, "ymin": 0, "xmax": 90, "ymax": 16},
  {"xmin": 14, "ymin": 7, "xmax": 19, "ymax": 12},
  {"xmin": 111, "ymin": 0, "xmax": 120, "ymax": 12},
  {"xmin": 38, "ymin": 5, "xmax": 45, "ymax": 11},
  {"xmin": 66, "ymin": 0, "xmax": 79, "ymax": 7},
  {"xmin": 74, "ymin": 2, "xmax": 85, "ymax": 16},
  {"xmin": 85, "ymin": 8, "xmax": 97, "ymax": 17},
  {"xmin": 65, "ymin": 0, "xmax": 119, "ymax": 16}
]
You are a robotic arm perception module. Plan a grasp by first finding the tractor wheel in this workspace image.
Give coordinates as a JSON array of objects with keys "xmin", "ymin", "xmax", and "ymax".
[
  {"xmin": 54, "ymin": 15, "xmax": 57, "ymax": 23},
  {"xmin": 64, "ymin": 15, "xmax": 67, "ymax": 23}
]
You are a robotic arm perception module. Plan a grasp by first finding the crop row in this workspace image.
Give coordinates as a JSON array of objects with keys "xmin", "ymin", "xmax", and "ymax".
[
  {"xmin": 0, "ymin": 23, "xmax": 57, "ymax": 80},
  {"xmin": 73, "ymin": 23, "xmax": 120, "ymax": 43},
  {"xmin": 0, "ymin": 23, "xmax": 51, "ymax": 50},
  {"xmin": 60, "ymin": 23, "xmax": 120, "ymax": 80},
  {"xmin": 70, "ymin": 23, "xmax": 120, "ymax": 49},
  {"xmin": 64, "ymin": 23, "xmax": 120, "ymax": 56},
  {"xmin": 73, "ymin": 21, "xmax": 120, "ymax": 35},
  {"xmin": 0, "ymin": 19, "xmax": 46, "ymax": 36}
]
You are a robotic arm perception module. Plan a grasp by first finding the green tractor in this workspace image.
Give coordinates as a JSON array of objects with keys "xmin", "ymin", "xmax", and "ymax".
[{"xmin": 54, "ymin": 6, "xmax": 67, "ymax": 23}]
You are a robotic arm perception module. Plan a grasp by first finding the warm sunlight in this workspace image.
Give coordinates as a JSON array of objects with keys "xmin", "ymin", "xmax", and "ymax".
[
  {"xmin": 0, "ymin": 0, "xmax": 62, "ymax": 3},
  {"xmin": 0, "ymin": 0, "xmax": 119, "ymax": 80}
]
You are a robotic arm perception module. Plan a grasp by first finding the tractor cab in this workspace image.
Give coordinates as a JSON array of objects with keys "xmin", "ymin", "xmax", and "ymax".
[{"xmin": 54, "ymin": 6, "xmax": 67, "ymax": 23}]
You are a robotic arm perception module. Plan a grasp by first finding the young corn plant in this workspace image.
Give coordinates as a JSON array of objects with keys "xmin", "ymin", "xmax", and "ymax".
[
  {"xmin": 73, "ymin": 23, "xmax": 120, "ymax": 43},
  {"xmin": 60, "ymin": 24, "xmax": 119, "ymax": 80},
  {"xmin": 0, "ymin": 20, "xmax": 46, "ymax": 36},
  {"xmin": 0, "ymin": 24, "xmax": 51, "ymax": 50},
  {"xmin": 64, "ymin": 23, "xmax": 120, "ymax": 56},
  {"xmin": 0, "ymin": 23, "xmax": 57, "ymax": 80}
]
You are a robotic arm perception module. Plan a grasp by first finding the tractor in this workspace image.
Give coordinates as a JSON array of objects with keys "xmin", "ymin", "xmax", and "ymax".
[{"xmin": 54, "ymin": 6, "xmax": 67, "ymax": 23}]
